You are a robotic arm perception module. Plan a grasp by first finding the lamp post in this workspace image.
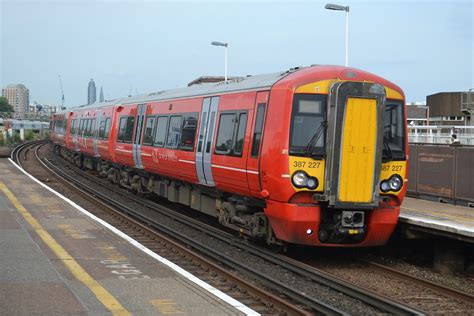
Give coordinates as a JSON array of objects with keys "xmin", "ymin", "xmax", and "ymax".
[
  {"xmin": 325, "ymin": 3, "xmax": 350, "ymax": 67},
  {"xmin": 211, "ymin": 41, "xmax": 228, "ymax": 81}
]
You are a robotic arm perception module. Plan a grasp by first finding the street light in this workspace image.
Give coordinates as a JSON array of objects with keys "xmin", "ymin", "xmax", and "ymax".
[
  {"xmin": 325, "ymin": 3, "xmax": 350, "ymax": 67},
  {"xmin": 211, "ymin": 41, "xmax": 228, "ymax": 82}
]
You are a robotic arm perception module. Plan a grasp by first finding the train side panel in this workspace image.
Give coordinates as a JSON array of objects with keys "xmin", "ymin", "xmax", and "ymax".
[{"xmin": 140, "ymin": 98, "xmax": 201, "ymax": 184}]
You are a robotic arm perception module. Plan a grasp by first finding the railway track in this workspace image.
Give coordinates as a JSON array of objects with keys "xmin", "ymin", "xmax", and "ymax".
[
  {"xmin": 14, "ymin": 141, "xmax": 310, "ymax": 315},
  {"xmin": 362, "ymin": 260, "xmax": 474, "ymax": 309},
  {"xmin": 14, "ymin": 141, "xmax": 448, "ymax": 315}
]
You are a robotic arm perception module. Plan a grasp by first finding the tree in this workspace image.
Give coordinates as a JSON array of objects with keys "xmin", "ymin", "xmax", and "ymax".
[{"xmin": 0, "ymin": 96, "xmax": 14, "ymax": 113}]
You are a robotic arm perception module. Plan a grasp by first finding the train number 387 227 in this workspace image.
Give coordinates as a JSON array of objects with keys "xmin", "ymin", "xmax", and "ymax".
[
  {"xmin": 293, "ymin": 161, "xmax": 321, "ymax": 168},
  {"xmin": 382, "ymin": 165, "xmax": 403, "ymax": 172}
]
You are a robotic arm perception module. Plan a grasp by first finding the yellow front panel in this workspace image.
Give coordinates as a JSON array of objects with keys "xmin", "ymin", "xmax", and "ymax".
[
  {"xmin": 338, "ymin": 98, "xmax": 377, "ymax": 203},
  {"xmin": 295, "ymin": 80, "xmax": 404, "ymax": 101},
  {"xmin": 295, "ymin": 79, "xmax": 335, "ymax": 94}
]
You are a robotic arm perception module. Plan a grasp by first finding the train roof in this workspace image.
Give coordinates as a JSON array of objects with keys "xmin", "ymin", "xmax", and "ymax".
[
  {"xmin": 54, "ymin": 64, "xmax": 403, "ymax": 116},
  {"xmin": 57, "ymin": 69, "xmax": 294, "ymax": 114}
]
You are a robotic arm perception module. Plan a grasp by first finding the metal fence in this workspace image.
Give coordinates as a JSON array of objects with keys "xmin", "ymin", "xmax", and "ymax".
[
  {"xmin": 408, "ymin": 125, "xmax": 474, "ymax": 145},
  {"xmin": 407, "ymin": 143, "xmax": 474, "ymax": 204}
]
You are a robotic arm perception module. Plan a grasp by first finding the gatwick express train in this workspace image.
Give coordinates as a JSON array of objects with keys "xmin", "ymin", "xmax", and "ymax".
[{"xmin": 50, "ymin": 65, "xmax": 408, "ymax": 247}]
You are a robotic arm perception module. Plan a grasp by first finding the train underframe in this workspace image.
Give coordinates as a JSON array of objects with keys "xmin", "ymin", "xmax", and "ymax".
[{"xmin": 55, "ymin": 144, "xmax": 400, "ymax": 248}]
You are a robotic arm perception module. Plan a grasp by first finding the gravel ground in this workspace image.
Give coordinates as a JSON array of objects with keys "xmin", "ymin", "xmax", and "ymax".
[
  {"xmin": 29, "ymin": 144, "xmax": 474, "ymax": 315},
  {"xmin": 0, "ymin": 146, "xmax": 13, "ymax": 158},
  {"xmin": 306, "ymin": 259, "xmax": 474, "ymax": 314},
  {"xmin": 367, "ymin": 252, "xmax": 474, "ymax": 296}
]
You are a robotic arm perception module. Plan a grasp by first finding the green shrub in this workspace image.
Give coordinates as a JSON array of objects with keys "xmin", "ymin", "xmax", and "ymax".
[
  {"xmin": 12, "ymin": 132, "xmax": 21, "ymax": 144},
  {"xmin": 25, "ymin": 130, "xmax": 35, "ymax": 141}
]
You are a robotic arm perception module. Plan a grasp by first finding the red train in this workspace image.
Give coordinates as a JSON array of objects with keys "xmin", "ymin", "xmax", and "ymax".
[{"xmin": 50, "ymin": 65, "xmax": 408, "ymax": 247}]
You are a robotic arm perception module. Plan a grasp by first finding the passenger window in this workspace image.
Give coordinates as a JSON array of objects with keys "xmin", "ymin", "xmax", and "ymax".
[
  {"xmin": 87, "ymin": 119, "xmax": 93, "ymax": 137},
  {"xmin": 233, "ymin": 113, "xmax": 247, "ymax": 156},
  {"xmin": 179, "ymin": 113, "xmax": 198, "ymax": 151},
  {"xmin": 166, "ymin": 116, "xmax": 182, "ymax": 148},
  {"xmin": 117, "ymin": 117, "xmax": 127, "ymax": 142},
  {"xmin": 123, "ymin": 117, "xmax": 135, "ymax": 143},
  {"xmin": 84, "ymin": 119, "xmax": 91, "ymax": 137},
  {"xmin": 251, "ymin": 104, "xmax": 266, "ymax": 157},
  {"xmin": 90, "ymin": 119, "xmax": 96, "ymax": 137},
  {"xmin": 99, "ymin": 120, "xmax": 105, "ymax": 139},
  {"xmin": 154, "ymin": 116, "xmax": 168, "ymax": 147},
  {"xmin": 69, "ymin": 119, "xmax": 76, "ymax": 134},
  {"xmin": 78, "ymin": 119, "xmax": 84, "ymax": 135},
  {"xmin": 99, "ymin": 118, "xmax": 110, "ymax": 139},
  {"xmin": 143, "ymin": 116, "xmax": 156, "ymax": 146},
  {"xmin": 103, "ymin": 118, "xmax": 111, "ymax": 139},
  {"xmin": 215, "ymin": 111, "xmax": 248, "ymax": 157},
  {"xmin": 215, "ymin": 113, "xmax": 236, "ymax": 155}
]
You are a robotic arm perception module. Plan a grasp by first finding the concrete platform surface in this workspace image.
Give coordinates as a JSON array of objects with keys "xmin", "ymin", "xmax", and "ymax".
[
  {"xmin": 0, "ymin": 158, "xmax": 255, "ymax": 315},
  {"xmin": 400, "ymin": 197, "xmax": 474, "ymax": 242}
]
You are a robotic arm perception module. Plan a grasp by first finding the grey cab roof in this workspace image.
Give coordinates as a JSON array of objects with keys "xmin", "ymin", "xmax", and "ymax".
[{"xmin": 62, "ymin": 69, "xmax": 296, "ymax": 114}]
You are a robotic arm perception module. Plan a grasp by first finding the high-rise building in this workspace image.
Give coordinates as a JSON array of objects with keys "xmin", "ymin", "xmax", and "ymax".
[
  {"xmin": 99, "ymin": 86, "xmax": 104, "ymax": 102},
  {"xmin": 87, "ymin": 79, "xmax": 96, "ymax": 104},
  {"xmin": 2, "ymin": 84, "xmax": 30, "ymax": 113}
]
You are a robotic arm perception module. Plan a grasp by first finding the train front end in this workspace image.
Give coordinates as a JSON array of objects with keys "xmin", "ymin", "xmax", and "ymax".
[{"xmin": 263, "ymin": 66, "xmax": 407, "ymax": 247}]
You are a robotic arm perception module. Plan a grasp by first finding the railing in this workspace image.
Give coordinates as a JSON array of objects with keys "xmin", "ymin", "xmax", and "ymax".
[{"xmin": 408, "ymin": 125, "xmax": 474, "ymax": 145}]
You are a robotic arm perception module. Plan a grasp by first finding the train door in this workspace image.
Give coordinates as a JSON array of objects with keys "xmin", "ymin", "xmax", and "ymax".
[
  {"xmin": 132, "ymin": 103, "xmax": 146, "ymax": 169},
  {"xmin": 195, "ymin": 97, "xmax": 219, "ymax": 186},
  {"xmin": 92, "ymin": 109, "xmax": 101, "ymax": 157},
  {"xmin": 325, "ymin": 82, "xmax": 385, "ymax": 208},
  {"xmin": 246, "ymin": 91, "xmax": 269, "ymax": 195}
]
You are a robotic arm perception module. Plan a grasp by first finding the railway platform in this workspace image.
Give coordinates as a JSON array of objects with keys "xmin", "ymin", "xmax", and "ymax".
[
  {"xmin": 400, "ymin": 197, "xmax": 474, "ymax": 244},
  {"xmin": 399, "ymin": 197, "xmax": 474, "ymax": 273},
  {"xmin": 0, "ymin": 158, "xmax": 254, "ymax": 315}
]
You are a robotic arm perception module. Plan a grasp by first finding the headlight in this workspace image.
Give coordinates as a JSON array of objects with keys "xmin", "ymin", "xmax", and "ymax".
[
  {"xmin": 306, "ymin": 177, "xmax": 319, "ymax": 190},
  {"xmin": 292, "ymin": 171, "xmax": 308, "ymax": 188},
  {"xmin": 380, "ymin": 180, "xmax": 390, "ymax": 192},
  {"xmin": 292, "ymin": 171, "xmax": 319, "ymax": 190},
  {"xmin": 388, "ymin": 175, "xmax": 403, "ymax": 191}
]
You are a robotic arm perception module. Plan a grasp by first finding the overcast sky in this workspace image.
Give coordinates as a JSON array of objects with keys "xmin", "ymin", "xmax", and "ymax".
[{"xmin": 1, "ymin": 0, "xmax": 472, "ymax": 106}]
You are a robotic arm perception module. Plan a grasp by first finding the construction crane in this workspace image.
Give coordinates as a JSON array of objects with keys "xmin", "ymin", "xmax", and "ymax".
[{"xmin": 58, "ymin": 75, "xmax": 65, "ymax": 109}]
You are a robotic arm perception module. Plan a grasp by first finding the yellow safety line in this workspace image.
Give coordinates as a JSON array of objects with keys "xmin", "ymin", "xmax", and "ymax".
[
  {"xmin": 402, "ymin": 206, "xmax": 474, "ymax": 223},
  {"xmin": 0, "ymin": 182, "xmax": 130, "ymax": 316}
]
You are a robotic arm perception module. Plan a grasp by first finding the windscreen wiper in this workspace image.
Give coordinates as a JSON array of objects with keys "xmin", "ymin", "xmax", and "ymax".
[
  {"xmin": 304, "ymin": 121, "xmax": 327, "ymax": 157},
  {"xmin": 382, "ymin": 140, "xmax": 394, "ymax": 162}
]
